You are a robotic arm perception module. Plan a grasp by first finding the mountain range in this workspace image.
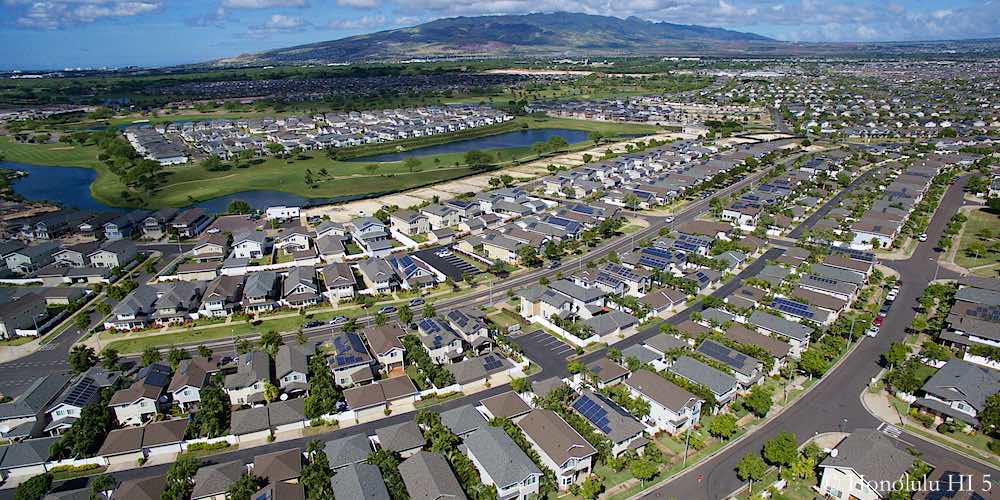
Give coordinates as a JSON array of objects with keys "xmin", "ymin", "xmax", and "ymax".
[{"xmin": 222, "ymin": 12, "xmax": 777, "ymax": 64}]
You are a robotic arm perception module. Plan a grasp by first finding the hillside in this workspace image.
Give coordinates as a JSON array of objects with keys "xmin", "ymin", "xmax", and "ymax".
[{"xmin": 229, "ymin": 12, "xmax": 776, "ymax": 64}]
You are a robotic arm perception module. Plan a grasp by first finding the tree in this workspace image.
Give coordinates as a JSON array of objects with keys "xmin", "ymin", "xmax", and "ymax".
[
  {"xmin": 374, "ymin": 312, "xmax": 388, "ymax": 326},
  {"xmin": 197, "ymin": 345, "xmax": 213, "ymax": 359},
  {"xmin": 516, "ymin": 245, "xmax": 542, "ymax": 267},
  {"xmin": 235, "ymin": 338, "xmax": 255, "ymax": 355},
  {"xmin": 735, "ymin": 453, "xmax": 766, "ymax": 494},
  {"xmin": 798, "ymin": 348, "xmax": 828, "ymax": 377},
  {"xmin": 510, "ymin": 377, "xmax": 531, "ymax": 394},
  {"xmin": 883, "ymin": 342, "xmax": 908, "ymax": 369},
  {"xmin": 68, "ymin": 345, "xmax": 97, "ymax": 374},
  {"xmin": 95, "ymin": 302, "xmax": 112, "ymax": 316},
  {"xmin": 301, "ymin": 440, "xmax": 334, "ymax": 500},
  {"xmin": 579, "ymin": 475, "xmax": 604, "ymax": 499},
  {"xmin": 227, "ymin": 200, "xmax": 252, "ymax": 214},
  {"xmin": 762, "ymin": 432, "xmax": 798, "ymax": 472},
  {"xmin": 90, "ymin": 474, "xmax": 116, "ymax": 500},
  {"xmin": 304, "ymin": 353, "xmax": 340, "ymax": 418},
  {"xmin": 422, "ymin": 303, "xmax": 436, "ymax": 319},
  {"xmin": 13, "ymin": 473, "xmax": 51, "ymax": 500},
  {"xmin": 403, "ymin": 156, "xmax": 421, "ymax": 173},
  {"xmin": 398, "ymin": 304, "xmax": 413, "ymax": 325},
  {"xmin": 260, "ymin": 329, "xmax": 284, "ymax": 357},
  {"xmin": 630, "ymin": 459, "xmax": 658, "ymax": 487},
  {"xmin": 189, "ymin": 381, "xmax": 230, "ymax": 438},
  {"xmin": 588, "ymin": 131, "xmax": 604, "ymax": 144},
  {"xmin": 264, "ymin": 381, "xmax": 280, "ymax": 403},
  {"xmin": 74, "ymin": 312, "xmax": 90, "ymax": 329},
  {"xmin": 743, "ymin": 384, "xmax": 774, "ymax": 418},
  {"xmin": 100, "ymin": 348, "xmax": 120, "ymax": 370},
  {"xmin": 366, "ymin": 450, "xmax": 408, "ymax": 500},
  {"xmin": 141, "ymin": 346, "xmax": 161, "ymax": 366},
  {"xmin": 980, "ymin": 392, "xmax": 1000, "ymax": 435},
  {"xmin": 225, "ymin": 473, "xmax": 265, "ymax": 500},
  {"xmin": 464, "ymin": 149, "xmax": 493, "ymax": 167},
  {"xmin": 167, "ymin": 347, "xmax": 190, "ymax": 368},
  {"xmin": 708, "ymin": 413, "xmax": 738, "ymax": 440},
  {"xmin": 623, "ymin": 193, "xmax": 642, "ymax": 210}
]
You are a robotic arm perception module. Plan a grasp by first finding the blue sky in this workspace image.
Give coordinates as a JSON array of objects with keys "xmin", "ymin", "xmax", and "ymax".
[{"xmin": 1, "ymin": 0, "xmax": 998, "ymax": 70}]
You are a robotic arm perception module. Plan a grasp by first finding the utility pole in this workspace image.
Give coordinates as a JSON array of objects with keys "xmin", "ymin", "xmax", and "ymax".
[{"xmin": 683, "ymin": 424, "xmax": 692, "ymax": 467}]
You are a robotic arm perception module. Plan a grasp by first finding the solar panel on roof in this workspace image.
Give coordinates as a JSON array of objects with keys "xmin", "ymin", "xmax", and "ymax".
[
  {"xmin": 573, "ymin": 396, "xmax": 612, "ymax": 434},
  {"xmin": 772, "ymin": 297, "xmax": 816, "ymax": 319},
  {"xmin": 64, "ymin": 377, "xmax": 98, "ymax": 407},
  {"xmin": 698, "ymin": 341, "xmax": 748, "ymax": 368},
  {"xmin": 483, "ymin": 356, "xmax": 503, "ymax": 371},
  {"xmin": 419, "ymin": 318, "xmax": 439, "ymax": 333}
]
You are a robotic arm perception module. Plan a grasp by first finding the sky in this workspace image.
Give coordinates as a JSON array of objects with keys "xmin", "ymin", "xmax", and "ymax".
[{"xmin": 1, "ymin": 0, "xmax": 999, "ymax": 70}]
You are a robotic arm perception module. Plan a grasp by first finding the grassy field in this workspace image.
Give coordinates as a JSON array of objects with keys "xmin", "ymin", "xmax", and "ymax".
[
  {"xmin": 955, "ymin": 208, "xmax": 1000, "ymax": 273},
  {"xmin": 1, "ymin": 116, "xmax": 655, "ymax": 208}
]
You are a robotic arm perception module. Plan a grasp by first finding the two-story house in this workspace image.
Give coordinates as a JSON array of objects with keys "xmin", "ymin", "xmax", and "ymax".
[
  {"xmin": 241, "ymin": 271, "xmax": 281, "ymax": 313},
  {"xmin": 198, "ymin": 274, "xmax": 244, "ymax": 318},
  {"xmin": 88, "ymin": 240, "xmax": 138, "ymax": 269},
  {"xmin": 109, "ymin": 363, "xmax": 172, "ymax": 426},
  {"xmin": 517, "ymin": 409, "xmax": 597, "ymax": 490},
  {"xmin": 275, "ymin": 342, "xmax": 314, "ymax": 396},
  {"xmin": 463, "ymin": 427, "xmax": 542, "ymax": 500},
  {"xmin": 281, "ymin": 265, "xmax": 320, "ymax": 307},
  {"xmin": 328, "ymin": 332, "xmax": 376, "ymax": 387},
  {"xmin": 231, "ymin": 232, "xmax": 270, "ymax": 260},
  {"xmin": 224, "ymin": 352, "xmax": 272, "ymax": 406},
  {"xmin": 363, "ymin": 324, "xmax": 406, "ymax": 372},
  {"xmin": 417, "ymin": 318, "xmax": 464, "ymax": 364},
  {"xmin": 168, "ymin": 357, "xmax": 216, "ymax": 410},
  {"xmin": 624, "ymin": 369, "xmax": 703, "ymax": 434}
]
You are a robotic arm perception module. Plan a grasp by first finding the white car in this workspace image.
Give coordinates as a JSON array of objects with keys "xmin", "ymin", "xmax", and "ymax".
[
  {"xmin": 886, "ymin": 291, "xmax": 898, "ymax": 301},
  {"xmin": 664, "ymin": 216, "xmax": 675, "ymax": 223},
  {"xmin": 917, "ymin": 233, "xmax": 928, "ymax": 242},
  {"xmin": 866, "ymin": 326, "xmax": 880, "ymax": 337}
]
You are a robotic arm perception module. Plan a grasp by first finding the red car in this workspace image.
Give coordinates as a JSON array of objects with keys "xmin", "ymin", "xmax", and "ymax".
[{"xmin": 873, "ymin": 316, "xmax": 884, "ymax": 327}]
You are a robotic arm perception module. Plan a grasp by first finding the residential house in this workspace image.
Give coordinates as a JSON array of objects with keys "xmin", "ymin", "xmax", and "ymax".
[
  {"xmin": 330, "ymin": 463, "xmax": 390, "ymax": 500},
  {"xmin": 52, "ymin": 241, "xmax": 101, "ymax": 268},
  {"xmin": 625, "ymin": 369, "xmax": 703, "ymax": 434},
  {"xmin": 321, "ymin": 262, "xmax": 357, "ymax": 301},
  {"xmin": 231, "ymin": 232, "xmax": 269, "ymax": 260},
  {"xmin": 517, "ymin": 409, "xmax": 597, "ymax": 490},
  {"xmin": 281, "ymin": 266, "xmax": 320, "ymax": 307},
  {"xmin": 417, "ymin": 317, "xmax": 465, "ymax": 364},
  {"xmin": 819, "ymin": 429, "xmax": 913, "ymax": 500},
  {"xmin": 109, "ymin": 363, "xmax": 171, "ymax": 426},
  {"xmin": 463, "ymin": 427, "xmax": 542, "ymax": 500},
  {"xmin": 241, "ymin": 271, "xmax": 280, "ymax": 313},
  {"xmin": 224, "ymin": 352, "xmax": 272, "ymax": 406},
  {"xmin": 571, "ymin": 389, "xmax": 646, "ymax": 456},
  {"xmin": 171, "ymin": 208, "xmax": 212, "ymax": 238},
  {"xmin": 141, "ymin": 208, "xmax": 179, "ymax": 239},
  {"xmin": 0, "ymin": 293, "xmax": 48, "ymax": 338},
  {"xmin": 329, "ymin": 332, "xmax": 376, "ymax": 387},
  {"xmin": 398, "ymin": 451, "xmax": 467, "ymax": 500},
  {"xmin": 363, "ymin": 324, "xmax": 406, "ymax": 372},
  {"xmin": 4, "ymin": 242, "xmax": 58, "ymax": 274},
  {"xmin": 669, "ymin": 356, "xmax": 739, "ymax": 409},
  {"xmin": 375, "ymin": 420, "xmax": 425, "ymax": 458},
  {"xmin": 168, "ymin": 357, "xmax": 215, "ymax": 410},
  {"xmin": 0, "ymin": 375, "xmax": 68, "ymax": 440},
  {"xmin": 275, "ymin": 343, "xmax": 314, "ymax": 396},
  {"xmin": 913, "ymin": 360, "xmax": 1000, "ymax": 429},
  {"xmin": 390, "ymin": 210, "xmax": 430, "ymax": 236},
  {"xmin": 44, "ymin": 368, "xmax": 120, "ymax": 435},
  {"xmin": 191, "ymin": 234, "xmax": 229, "ymax": 263},
  {"xmin": 198, "ymin": 274, "xmax": 244, "ymax": 318},
  {"xmin": 358, "ymin": 258, "xmax": 400, "ymax": 293},
  {"xmin": 696, "ymin": 339, "xmax": 763, "ymax": 387},
  {"xmin": 748, "ymin": 310, "xmax": 813, "ymax": 357}
]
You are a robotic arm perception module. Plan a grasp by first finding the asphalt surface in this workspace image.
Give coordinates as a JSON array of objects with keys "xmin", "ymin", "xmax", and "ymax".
[
  {"xmin": 0, "ymin": 243, "xmax": 191, "ymax": 396},
  {"xmin": 638, "ymin": 175, "xmax": 997, "ymax": 500}
]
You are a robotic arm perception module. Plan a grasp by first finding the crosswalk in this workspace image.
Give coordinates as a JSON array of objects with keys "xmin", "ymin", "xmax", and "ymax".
[{"xmin": 878, "ymin": 422, "xmax": 903, "ymax": 439}]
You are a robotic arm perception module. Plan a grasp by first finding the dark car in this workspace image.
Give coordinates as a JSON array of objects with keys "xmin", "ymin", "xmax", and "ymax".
[
  {"xmin": 378, "ymin": 306, "xmax": 397, "ymax": 314},
  {"xmin": 304, "ymin": 321, "xmax": 323, "ymax": 328}
]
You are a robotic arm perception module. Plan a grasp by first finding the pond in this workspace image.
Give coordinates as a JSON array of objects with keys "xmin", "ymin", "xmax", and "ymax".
[
  {"xmin": 3, "ymin": 161, "xmax": 339, "ymax": 214},
  {"xmin": 349, "ymin": 127, "xmax": 593, "ymax": 162}
]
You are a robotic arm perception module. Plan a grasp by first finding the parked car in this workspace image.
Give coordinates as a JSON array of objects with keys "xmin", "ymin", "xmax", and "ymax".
[
  {"xmin": 548, "ymin": 260, "xmax": 562, "ymax": 269},
  {"xmin": 664, "ymin": 216, "xmax": 675, "ymax": 223},
  {"xmin": 409, "ymin": 297, "xmax": 425, "ymax": 307},
  {"xmin": 886, "ymin": 290, "xmax": 898, "ymax": 301},
  {"xmin": 329, "ymin": 316, "xmax": 348, "ymax": 325},
  {"xmin": 873, "ymin": 316, "xmax": 884, "ymax": 327},
  {"xmin": 866, "ymin": 326, "xmax": 880, "ymax": 337},
  {"xmin": 378, "ymin": 306, "xmax": 397, "ymax": 314},
  {"xmin": 304, "ymin": 321, "xmax": 324, "ymax": 328},
  {"xmin": 917, "ymin": 233, "xmax": 928, "ymax": 242}
]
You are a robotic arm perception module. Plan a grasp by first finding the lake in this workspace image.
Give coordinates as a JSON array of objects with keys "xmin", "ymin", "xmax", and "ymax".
[{"xmin": 349, "ymin": 127, "xmax": 592, "ymax": 162}]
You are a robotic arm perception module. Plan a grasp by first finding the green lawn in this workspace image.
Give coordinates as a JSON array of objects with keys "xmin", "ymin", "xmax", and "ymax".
[
  {"xmin": 955, "ymin": 208, "xmax": 1000, "ymax": 271},
  {"xmin": 2, "ymin": 116, "xmax": 656, "ymax": 208}
]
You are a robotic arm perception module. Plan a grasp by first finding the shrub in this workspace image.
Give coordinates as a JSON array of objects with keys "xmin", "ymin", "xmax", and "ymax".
[
  {"xmin": 912, "ymin": 411, "xmax": 936, "ymax": 428},
  {"xmin": 186, "ymin": 441, "xmax": 230, "ymax": 453}
]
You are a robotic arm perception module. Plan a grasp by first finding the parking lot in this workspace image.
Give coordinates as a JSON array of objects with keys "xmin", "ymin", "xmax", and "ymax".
[
  {"xmin": 512, "ymin": 329, "xmax": 576, "ymax": 373},
  {"xmin": 414, "ymin": 246, "xmax": 481, "ymax": 281}
]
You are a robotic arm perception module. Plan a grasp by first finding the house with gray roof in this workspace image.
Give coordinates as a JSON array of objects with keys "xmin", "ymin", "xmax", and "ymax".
[
  {"xmin": 399, "ymin": 451, "xmax": 467, "ymax": 500},
  {"xmin": 669, "ymin": 356, "xmax": 739, "ymax": 408},
  {"xmin": 230, "ymin": 405, "xmax": 270, "ymax": 441},
  {"xmin": 748, "ymin": 310, "xmax": 813, "ymax": 356},
  {"xmin": 625, "ymin": 369, "xmax": 702, "ymax": 435},
  {"xmin": 241, "ymin": 271, "xmax": 280, "ymax": 313},
  {"xmin": 462, "ymin": 427, "xmax": 541, "ymax": 500},
  {"xmin": 0, "ymin": 436, "xmax": 58, "ymax": 477},
  {"xmin": 819, "ymin": 429, "xmax": 913, "ymax": 500},
  {"xmin": 330, "ymin": 463, "xmax": 390, "ymax": 500},
  {"xmin": 224, "ymin": 351, "xmax": 272, "ymax": 406},
  {"xmin": 438, "ymin": 404, "xmax": 486, "ymax": 437},
  {"xmin": 914, "ymin": 359, "xmax": 1000, "ymax": 428},
  {"xmin": 191, "ymin": 460, "xmax": 247, "ymax": 500},
  {"xmin": 447, "ymin": 353, "xmax": 513, "ymax": 386},
  {"xmin": 375, "ymin": 420, "xmax": 425, "ymax": 458},
  {"xmin": 275, "ymin": 342, "xmax": 314, "ymax": 395},
  {"xmin": 45, "ymin": 367, "xmax": 120, "ymax": 435},
  {"xmin": 324, "ymin": 433, "xmax": 372, "ymax": 470},
  {"xmin": 695, "ymin": 339, "xmax": 763, "ymax": 387},
  {"xmin": 0, "ymin": 375, "xmax": 67, "ymax": 440},
  {"xmin": 517, "ymin": 409, "xmax": 596, "ymax": 490},
  {"xmin": 572, "ymin": 389, "xmax": 646, "ymax": 456}
]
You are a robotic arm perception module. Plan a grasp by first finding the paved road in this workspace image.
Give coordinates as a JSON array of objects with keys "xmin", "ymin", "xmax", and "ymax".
[
  {"xmin": 770, "ymin": 108, "xmax": 792, "ymax": 135},
  {"xmin": 787, "ymin": 161, "xmax": 885, "ymax": 239},
  {"xmin": 0, "ymin": 247, "xmax": 187, "ymax": 396},
  {"xmin": 638, "ymin": 176, "xmax": 996, "ymax": 500}
]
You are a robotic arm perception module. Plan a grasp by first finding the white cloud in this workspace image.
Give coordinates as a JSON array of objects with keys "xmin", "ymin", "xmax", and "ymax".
[
  {"xmin": 6, "ymin": 0, "xmax": 161, "ymax": 29},
  {"xmin": 247, "ymin": 13, "xmax": 310, "ymax": 36},
  {"xmin": 220, "ymin": 0, "xmax": 307, "ymax": 8},
  {"xmin": 336, "ymin": 0, "xmax": 380, "ymax": 7},
  {"xmin": 327, "ymin": 14, "xmax": 387, "ymax": 30}
]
